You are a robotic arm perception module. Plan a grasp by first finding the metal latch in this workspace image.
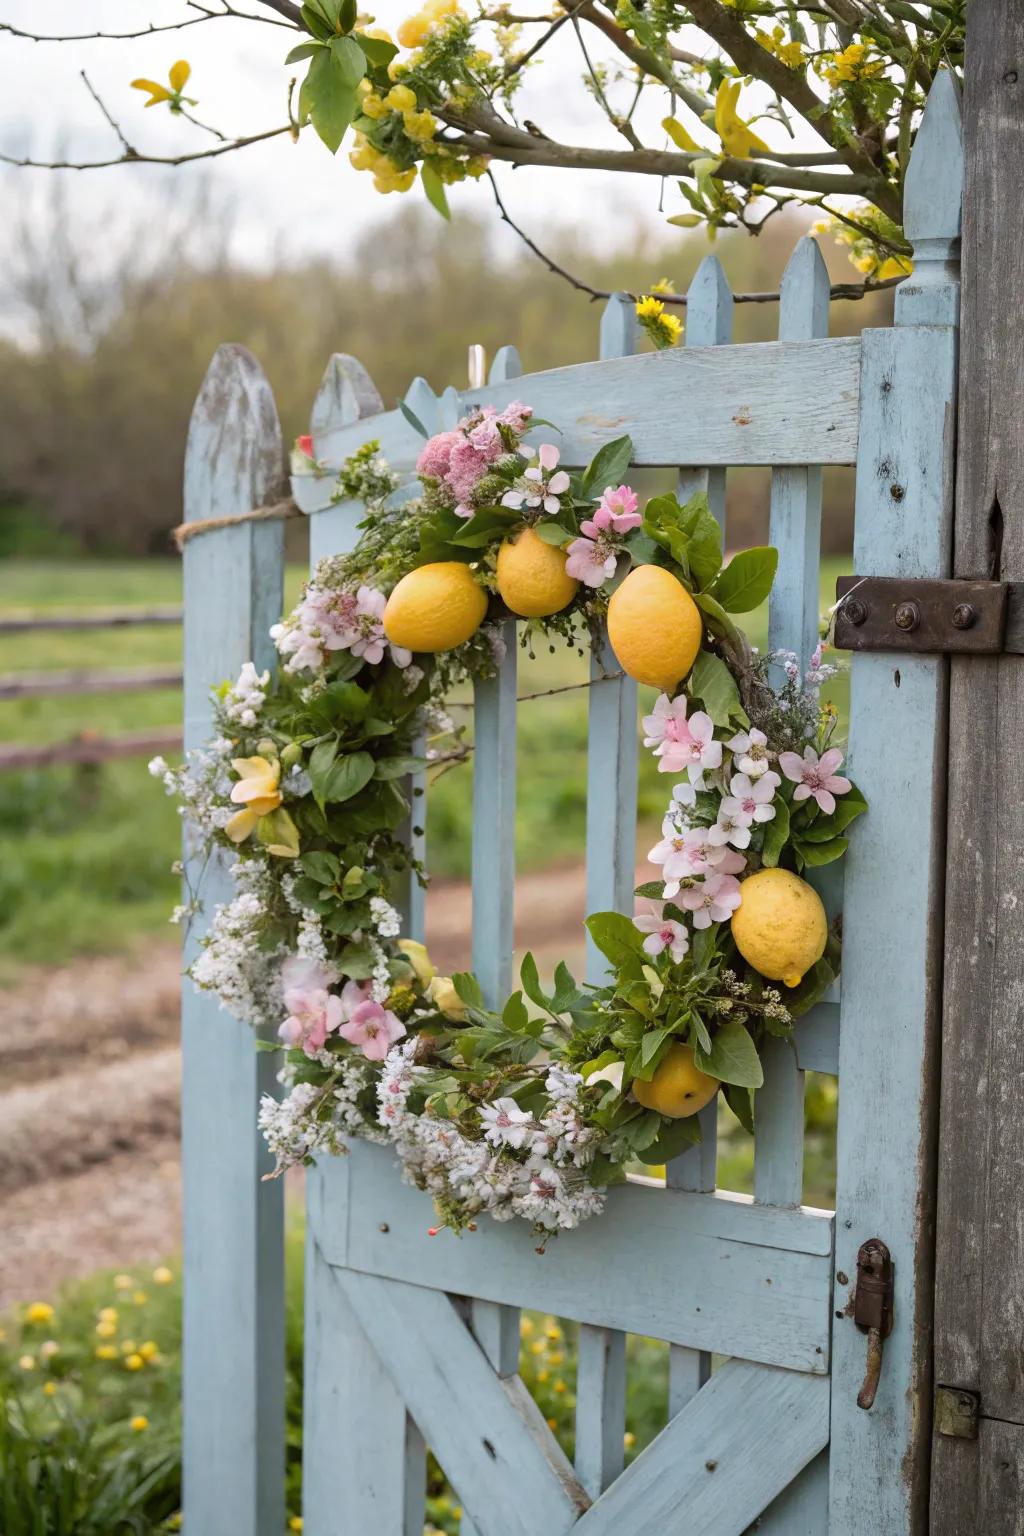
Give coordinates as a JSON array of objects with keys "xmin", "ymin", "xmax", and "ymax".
[
  {"xmin": 833, "ymin": 576, "xmax": 1024, "ymax": 655},
  {"xmin": 935, "ymin": 1385, "xmax": 980, "ymax": 1440},
  {"xmin": 853, "ymin": 1238, "xmax": 894, "ymax": 1410}
]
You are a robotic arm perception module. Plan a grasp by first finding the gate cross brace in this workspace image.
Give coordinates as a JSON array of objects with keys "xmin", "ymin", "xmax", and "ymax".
[{"xmin": 833, "ymin": 576, "xmax": 1024, "ymax": 654}]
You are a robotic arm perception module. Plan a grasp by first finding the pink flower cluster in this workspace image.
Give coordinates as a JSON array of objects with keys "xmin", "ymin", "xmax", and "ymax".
[
  {"xmin": 642, "ymin": 693, "xmax": 722, "ymax": 784},
  {"xmin": 501, "ymin": 443, "xmax": 571, "ymax": 515},
  {"xmin": 565, "ymin": 485, "xmax": 642, "ymax": 588},
  {"xmin": 278, "ymin": 960, "xmax": 405, "ymax": 1062},
  {"xmin": 272, "ymin": 582, "xmax": 410, "ymax": 673},
  {"xmin": 779, "ymin": 745, "xmax": 851, "ymax": 813},
  {"xmin": 416, "ymin": 402, "xmax": 533, "ymax": 518}
]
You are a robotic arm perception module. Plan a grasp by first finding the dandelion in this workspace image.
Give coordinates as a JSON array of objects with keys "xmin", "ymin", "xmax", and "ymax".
[
  {"xmin": 24, "ymin": 1302, "xmax": 54, "ymax": 1325},
  {"xmin": 288, "ymin": 1519, "xmax": 304, "ymax": 1533},
  {"xmin": 95, "ymin": 1320, "xmax": 117, "ymax": 1339},
  {"xmin": 624, "ymin": 1431, "xmax": 637, "ymax": 1448},
  {"xmin": 114, "ymin": 1274, "xmax": 134, "ymax": 1290},
  {"xmin": 43, "ymin": 1381, "xmax": 58, "ymax": 1396},
  {"xmin": 125, "ymin": 1353, "xmax": 145, "ymax": 1371},
  {"xmin": 95, "ymin": 1345, "xmax": 118, "ymax": 1360},
  {"xmin": 139, "ymin": 1341, "xmax": 160, "ymax": 1362},
  {"xmin": 98, "ymin": 1307, "xmax": 118, "ymax": 1324},
  {"xmin": 153, "ymin": 1266, "xmax": 174, "ymax": 1285},
  {"xmin": 130, "ymin": 1415, "xmax": 149, "ymax": 1432}
]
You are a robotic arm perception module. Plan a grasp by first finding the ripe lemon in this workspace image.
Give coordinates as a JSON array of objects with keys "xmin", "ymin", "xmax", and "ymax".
[
  {"xmin": 731, "ymin": 867, "xmax": 827, "ymax": 988},
  {"xmin": 607, "ymin": 565, "xmax": 703, "ymax": 692},
  {"xmin": 383, "ymin": 562, "xmax": 488, "ymax": 653},
  {"xmin": 496, "ymin": 527, "xmax": 578, "ymax": 617},
  {"xmin": 633, "ymin": 1043, "xmax": 720, "ymax": 1119}
]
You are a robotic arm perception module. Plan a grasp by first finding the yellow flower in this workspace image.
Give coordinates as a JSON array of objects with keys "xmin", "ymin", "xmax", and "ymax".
[
  {"xmin": 289, "ymin": 1520, "xmax": 304, "ymax": 1532},
  {"xmin": 99, "ymin": 1307, "xmax": 118, "ymax": 1324},
  {"xmin": 519, "ymin": 1316, "xmax": 534, "ymax": 1338},
  {"xmin": 225, "ymin": 756, "xmax": 282, "ymax": 844},
  {"xmin": 427, "ymin": 975, "xmax": 467, "ymax": 1019},
  {"xmin": 714, "ymin": 79, "xmax": 771, "ymax": 160},
  {"xmin": 18, "ymin": 1355, "xmax": 35, "ymax": 1371},
  {"xmin": 130, "ymin": 1415, "xmax": 149, "ymax": 1432},
  {"xmin": 362, "ymin": 92, "xmax": 387, "ymax": 119},
  {"xmin": 95, "ymin": 1320, "xmax": 117, "ymax": 1339},
  {"xmin": 635, "ymin": 295, "xmax": 665, "ymax": 320},
  {"xmin": 536, "ymin": 1368, "xmax": 549, "ymax": 1382},
  {"xmin": 167, "ymin": 1516, "xmax": 183, "ymax": 1532},
  {"xmin": 125, "ymin": 1353, "xmax": 145, "ymax": 1371},
  {"xmin": 43, "ymin": 1381, "xmax": 58, "ymax": 1396},
  {"xmin": 650, "ymin": 277, "xmax": 676, "ymax": 295},
  {"xmin": 545, "ymin": 1324, "xmax": 562, "ymax": 1341},
  {"xmin": 139, "ymin": 1341, "xmax": 160, "ymax": 1362},
  {"xmin": 39, "ymin": 1340, "xmax": 60, "ymax": 1360},
  {"xmin": 662, "ymin": 116, "xmax": 704, "ymax": 154},
  {"xmin": 24, "ymin": 1302, "xmax": 54, "ymax": 1325},
  {"xmin": 659, "ymin": 312, "xmax": 683, "ymax": 344},
  {"xmin": 132, "ymin": 1290, "xmax": 148, "ymax": 1305},
  {"xmin": 364, "ymin": 26, "xmax": 394, "ymax": 43},
  {"xmin": 114, "ymin": 1274, "xmax": 134, "ymax": 1290},
  {"xmin": 547, "ymin": 1416, "xmax": 557, "ymax": 1430},
  {"xmin": 398, "ymin": 939, "xmax": 436, "ymax": 987},
  {"xmin": 877, "ymin": 255, "xmax": 913, "ymax": 280},
  {"xmin": 130, "ymin": 60, "xmax": 195, "ymax": 109},
  {"xmin": 624, "ymin": 1431, "xmax": 636, "ymax": 1448},
  {"xmin": 553, "ymin": 1379, "xmax": 567, "ymax": 1394},
  {"xmin": 152, "ymin": 1266, "xmax": 174, "ymax": 1285},
  {"xmin": 548, "ymin": 1351, "xmax": 564, "ymax": 1366},
  {"xmin": 95, "ymin": 1345, "xmax": 118, "ymax": 1360},
  {"xmin": 530, "ymin": 1339, "xmax": 545, "ymax": 1355},
  {"xmin": 385, "ymin": 83, "xmax": 418, "ymax": 112},
  {"xmin": 403, "ymin": 109, "xmax": 437, "ymax": 142},
  {"xmin": 424, "ymin": 0, "xmax": 460, "ymax": 17},
  {"xmin": 121, "ymin": 1338, "xmax": 138, "ymax": 1354},
  {"xmin": 397, "ymin": 12, "xmax": 429, "ymax": 48}
]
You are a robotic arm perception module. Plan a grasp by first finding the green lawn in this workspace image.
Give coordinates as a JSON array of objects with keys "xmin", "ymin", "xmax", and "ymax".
[{"xmin": 0, "ymin": 558, "xmax": 850, "ymax": 980}]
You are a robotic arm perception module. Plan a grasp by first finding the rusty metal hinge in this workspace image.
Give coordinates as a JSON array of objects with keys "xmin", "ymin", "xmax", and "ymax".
[
  {"xmin": 834, "ymin": 576, "xmax": 1024, "ymax": 655},
  {"xmin": 934, "ymin": 1385, "xmax": 980, "ymax": 1440},
  {"xmin": 853, "ymin": 1238, "xmax": 894, "ymax": 1410}
]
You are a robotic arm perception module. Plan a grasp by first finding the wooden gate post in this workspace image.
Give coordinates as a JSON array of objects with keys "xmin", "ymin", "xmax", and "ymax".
[
  {"xmin": 181, "ymin": 345, "xmax": 286, "ymax": 1536},
  {"xmin": 932, "ymin": 9, "xmax": 1024, "ymax": 1530}
]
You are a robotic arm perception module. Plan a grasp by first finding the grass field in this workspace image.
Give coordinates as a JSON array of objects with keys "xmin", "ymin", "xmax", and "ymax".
[{"xmin": 0, "ymin": 558, "xmax": 850, "ymax": 980}]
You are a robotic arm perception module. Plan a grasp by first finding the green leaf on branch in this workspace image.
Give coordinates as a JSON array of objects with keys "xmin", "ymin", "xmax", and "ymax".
[
  {"xmin": 373, "ymin": 754, "xmax": 426, "ymax": 780},
  {"xmin": 635, "ymin": 1115, "xmax": 702, "ymax": 1164},
  {"xmin": 356, "ymin": 32, "xmax": 398, "ymax": 66},
  {"xmin": 330, "ymin": 34, "xmax": 366, "ymax": 87},
  {"xmin": 302, "ymin": 47, "xmax": 357, "ymax": 153},
  {"xmin": 793, "ymin": 834, "xmax": 849, "ymax": 867},
  {"xmin": 534, "ymin": 520, "xmax": 572, "ymax": 547},
  {"xmin": 308, "ymin": 742, "xmax": 375, "ymax": 807},
  {"xmin": 759, "ymin": 795, "xmax": 789, "ymax": 867},
  {"xmin": 399, "ymin": 399, "xmax": 430, "ymax": 439},
  {"xmin": 519, "ymin": 952, "xmax": 549, "ymax": 1013},
  {"xmin": 694, "ymin": 1019, "xmax": 764, "ymax": 1088},
  {"xmin": 585, "ymin": 911, "xmax": 644, "ymax": 967},
  {"xmin": 286, "ymin": 41, "xmax": 324, "ymax": 63},
  {"xmin": 421, "ymin": 160, "xmax": 451, "ymax": 220},
  {"xmin": 687, "ymin": 649, "xmax": 743, "ymax": 727},
  {"xmin": 452, "ymin": 971, "xmax": 484, "ymax": 1009},
  {"xmin": 301, "ymin": 2, "xmax": 334, "ymax": 39},
  {"xmin": 723, "ymin": 1081, "xmax": 755, "ymax": 1134},
  {"xmin": 581, "ymin": 435, "xmax": 633, "ymax": 498},
  {"xmin": 709, "ymin": 546, "xmax": 778, "ymax": 612}
]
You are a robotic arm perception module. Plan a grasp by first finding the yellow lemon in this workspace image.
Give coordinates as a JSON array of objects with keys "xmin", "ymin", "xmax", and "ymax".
[
  {"xmin": 496, "ymin": 528, "xmax": 578, "ymax": 618},
  {"xmin": 383, "ymin": 562, "xmax": 488, "ymax": 652},
  {"xmin": 632, "ymin": 1043, "xmax": 720, "ymax": 1119},
  {"xmin": 731, "ymin": 867, "xmax": 827, "ymax": 988},
  {"xmin": 607, "ymin": 565, "xmax": 703, "ymax": 692}
]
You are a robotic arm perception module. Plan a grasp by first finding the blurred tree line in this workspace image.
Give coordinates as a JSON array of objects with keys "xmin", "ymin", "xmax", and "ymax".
[{"xmin": 0, "ymin": 180, "xmax": 890, "ymax": 558}]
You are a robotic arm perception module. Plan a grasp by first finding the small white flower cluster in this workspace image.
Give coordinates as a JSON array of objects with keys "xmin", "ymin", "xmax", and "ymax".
[
  {"xmin": 370, "ymin": 895, "xmax": 401, "ymax": 940},
  {"xmin": 281, "ymin": 873, "xmax": 331, "ymax": 967},
  {"xmin": 258, "ymin": 1081, "xmax": 348, "ymax": 1170},
  {"xmin": 190, "ymin": 863, "xmax": 286, "ymax": 1031},
  {"xmin": 370, "ymin": 938, "xmax": 393, "ymax": 1003},
  {"xmin": 333, "ymin": 1057, "xmax": 389, "ymax": 1144},
  {"xmin": 374, "ymin": 1046, "xmax": 606, "ymax": 1233},
  {"xmin": 151, "ymin": 738, "xmax": 236, "ymax": 837},
  {"xmin": 223, "ymin": 662, "xmax": 270, "ymax": 728}
]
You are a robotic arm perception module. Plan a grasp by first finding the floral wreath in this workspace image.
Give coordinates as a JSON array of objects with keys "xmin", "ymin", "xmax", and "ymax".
[{"xmin": 157, "ymin": 402, "xmax": 865, "ymax": 1238}]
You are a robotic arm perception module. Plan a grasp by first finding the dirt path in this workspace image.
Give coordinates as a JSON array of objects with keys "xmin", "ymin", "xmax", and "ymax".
[{"xmin": 0, "ymin": 852, "xmax": 648, "ymax": 1306}]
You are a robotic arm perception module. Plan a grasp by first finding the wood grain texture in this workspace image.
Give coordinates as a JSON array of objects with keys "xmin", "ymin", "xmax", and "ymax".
[
  {"xmin": 181, "ymin": 344, "xmax": 286, "ymax": 1536},
  {"xmin": 573, "ymin": 1359, "xmax": 830, "ymax": 1536},
  {"xmin": 676, "ymin": 255, "xmax": 733, "ymax": 519},
  {"xmin": 320, "ymin": 1142, "xmax": 833, "ymax": 1371},
  {"xmin": 575, "ymin": 1324, "xmax": 626, "ymax": 1498},
  {"xmin": 828, "ymin": 230, "xmax": 960, "ymax": 1532},
  {"xmin": 933, "ymin": 14, "xmax": 1024, "ymax": 1528},
  {"xmin": 472, "ymin": 621, "xmax": 517, "ymax": 1006},
  {"xmin": 334, "ymin": 1269, "xmax": 591, "ymax": 1536},
  {"xmin": 288, "ymin": 336, "xmax": 863, "ymax": 511}
]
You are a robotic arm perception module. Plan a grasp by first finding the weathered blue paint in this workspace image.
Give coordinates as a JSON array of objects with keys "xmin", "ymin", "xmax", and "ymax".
[{"xmin": 181, "ymin": 344, "xmax": 286, "ymax": 1536}]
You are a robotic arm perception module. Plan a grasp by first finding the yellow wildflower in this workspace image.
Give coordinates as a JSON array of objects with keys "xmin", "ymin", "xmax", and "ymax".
[
  {"xmin": 877, "ymin": 255, "xmax": 913, "ymax": 280},
  {"xmin": 650, "ymin": 277, "xmax": 676, "ymax": 295},
  {"xmin": 152, "ymin": 1266, "xmax": 174, "ymax": 1285},
  {"xmin": 362, "ymin": 92, "xmax": 387, "ymax": 119},
  {"xmin": 545, "ymin": 1324, "xmax": 562, "ymax": 1341},
  {"xmin": 114, "ymin": 1274, "xmax": 134, "ymax": 1290},
  {"xmin": 403, "ymin": 109, "xmax": 437, "ymax": 142},
  {"xmin": 635, "ymin": 295, "xmax": 665, "ymax": 321},
  {"xmin": 373, "ymin": 166, "xmax": 418, "ymax": 194},
  {"xmin": 133, "ymin": 1291, "xmax": 148, "ymax": 1305},
  {"xmin": 660, "ymin": 312, "xmax": 683, "ymax": 343},
  {"xmin": 95, "ymin": 1345, "xmax": 118, "ymax": 1360},
  {"xmin": 95, "ymin": 1320, "xmax": 117, "ymax": 1339},
  {"xmin": 520, "ymin": 1316, "xmax": 534, "ymax": 1337},
  {"xmin": 397, "ymin": 13, "xmax": 429, "ymax": 48},
  {"xmin": 121, "ymin": 1339, "xmax": 138, "ymax": 1355},
  {"xmin": 131, "ymin": 60, "xmax": 195, "ymax": 109},
  {"xmin": 364, "ymin": 26, "xmax": 394, "ymax": 43},
  {"xmin": 385, "ymin": 83, "xmax": 418, "ymax": 112},
  {"xmin": 547, "ymin": 1417, "xmax": 557, "ymax": 1430},
  {"xmin": 24, "ymin": 1302, "xmax": 54, "ymax": 1325},
  {"xmin": 553, "ymin": 1379, "xmax": 567, "ymax": 1394},
  {"xmin": 714, "ymin": 79, "xmax": 771, "ymax": 160},
  {"xmin": 530, "ymin": 1339, "xmax": 545, "ymax": 1356},
  {"xmin": 824, "ymin": 41, "xmax": 883, "ymax": 86},
  {"xmin": 548, "ymin": 1351, "xmax": 564, "ymax": 1366},
  {"xmin": 289, "ymin": 1520, "xmax": 304, "ymax": 1533},
  {"xmin": 130, "ymin": 1415, "xmax": 149, "ymax": 1432},
  {"xmin": 662, "ymin": 116, "xmax": 704, "ymax": 154},
  {"xmin": 139, "ymin": 1341, "xmax": 160, "ymax": 1362},
  {"xmin": 99, "ymin": 1307, "xmax": 118, "ymax": 1324},
  {"xmin": 18, "ymin": 1355, "xmax": 35, "ymax": 1371},
  {"xmin": 624, "ymin": 1431, "xmax": 636, "ymax": 1448},
  {"xmin": 225, "ymin": 756, "xmax": 282, "ymax": 843},
  {"xmin": 125, "ymin": 1353, "xmax": 145, "ymax": 1371},
  {"xmin": 536, "ymin": 1368, "xmax": 549, "ymax": 1382},
  {"xmin": 43, "ymin": 1381, "xmax": 58, "ymax": 1396}
]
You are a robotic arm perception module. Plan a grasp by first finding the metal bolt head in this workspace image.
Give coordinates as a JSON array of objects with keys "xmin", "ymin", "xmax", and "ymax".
[
  {"xmin": 894, "ymin": 601, "xmax": 920, "ymax": 632},
  {"xmin": 845, "ymin": 598, "xmax": 868, "ymax": 627},
  {"xmin": 952, "ymin": 602, "xmax": 976, "ymax": 630}
]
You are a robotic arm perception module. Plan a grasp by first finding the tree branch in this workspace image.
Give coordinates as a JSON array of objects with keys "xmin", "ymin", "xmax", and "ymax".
[
  {"xmin": 0, "ymin": 2, "xmax": 296, "ymax": 42},
  {"xmin": 252, "ymin": 0, "xmax": 304, "ymax": 23},
  {"xmin": 0, "ymin": 125, "xmax": 294, "ymax": 172}
]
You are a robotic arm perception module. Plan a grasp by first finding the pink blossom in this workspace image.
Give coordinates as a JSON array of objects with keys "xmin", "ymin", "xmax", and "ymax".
[
  {"xmin": 633, "ymin": 908, "xmax": 690, "ymax": 962},
  {"xmin": 278, "ymin": 957, "xmax": 344, "ymax": 1058},
  {"xmin": 709, "ymin": 771, "xmax": 780, "ymax": 849},
  {"xmin": 655, "ymin": 707, "xmax": 722, "ymax": 782},
  {"xmin": 582, "ymin": 485, "xmax": 641, "ymax": 537},
  {"xmin": 416, "ymin": 429, "xmax": 459, "ymax": 481},
  {"xmin": 778, "ymin": 745, "xmax": 852, "ymax": 815},
  {"xmin": 727, "ymin": 726, "xmax": 773, "ymax": 779},
  {"xmin": 642, "ymin": 693, "xmax": 688, "ymax": 749},
  {"xmin": 338, "ymin": 985, "xmax": 406, "ymax": 1062},
  {"xmin": 497, "ymin": 400, "xmax": 533, "ymax": 432},
  {"xmin": 678, "ymin": 872, "xmax": 743, "ymax": 929},
  {"xmin": 501, "ymin": 443, "xmax": 570, "ymax": 514},
  {"xmin": 649, "ymin": 824, "xmax": 745, "ymax": 897},
  {"xmin": 565, "ymin": 534, "xmax": 617, "ymax": 587}
]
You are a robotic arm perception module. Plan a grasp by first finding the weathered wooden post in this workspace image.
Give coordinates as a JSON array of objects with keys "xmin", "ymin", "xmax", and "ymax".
[
  {"xmin": 932, "ymin": 8, "xmax": 1024, "ymax": 1529},
  {"xmin": 181, "ymin": 345, "xmax": 286, "ymax": 1535}
]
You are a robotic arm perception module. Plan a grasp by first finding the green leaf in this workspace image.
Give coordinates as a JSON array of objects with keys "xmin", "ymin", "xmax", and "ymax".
[
  {"xmin": 299, "ymin": 850, "xmax": 341, "ymax": 885},
  {"xmin": 534, "ymin": 520, "xmax": 572, "ymax": 547},
  {"xmin": 452, "ymin": 971, "xmax": 484, "ymax": 1008},
  {"xmin": 301, "ymin": 2, "xmax": 334, "ymax": 39},
  {"xmin": 356, "ymin": 31, "xmax": 398, "ymax": 65},
  {"xmin": 634, "ymin": 880, "xmax": 666, "ymax": 900},
  {"xmin": 581, "ymin": 435, "xmax": 633, "ymax": 498},
  {"xmin": 722, "ymin": 1080, "xmax": 755, "ymax": 1135},
  {"xmin": 519, "ymin": 952, "xmax": 549, "ymax": 1013},
  {"xmin": 330, "ymin": 33, "xmax": 366, "ymax": 86},
  {"xmin": 687, "ymin": 649, "xmax": 742, "ymax": 727},
  {"xmin": 635, "ymin": 1116, "xmax": 702, "ymax": 1164},
  {"xmin": 286, "ymin": 41, "xmax": 324, "ymax": 63},
  {"xmin": 304, "ymin": 47, "xmax": 357, "ymax": 152},
  {"xmin": 339, "ymin": 0, "xmax": 358, "ymax": 32},
  {"xmin": 338, "ymin": 941, "xmax": 376, "ymax": 980},
  {"xmin": 399, "ymin": 399, "xmax": 429, "ymax": 438},
  {"xmin": 550, "ymin": 961, "xmax": 581, "ymax": 1014},
  {"xmin": 759, "ymin": 795, "xmax": 789, "ymax": 867},
  {"xmin": 373, "ymin": 754, "xmax": 426, "ymax": 780},
  {"xmin": 709, "ymin": 546, "xmax": 779, "ymax": 612},
  {"xmin": 694, "ymin": 590, "xmax": 743, "ymax": 649},
  {"xmin": 585, "ymin": 911, "xmax": 644, "ymax": 968},
  {"xmin": 793, "ymin": 834, "xmax": 849, "ymax": 867},
  {"xmin": 449, "ymin": 507, "xmax": 518, "ymax": 547},
  {"xmin": 694, "ymin": 1019, "xmax": 764, "ymax": 1088},
  {"xmin": 421, "ymin": 159, "xmax": 451, "ymax": 220},
  {"xmin": 310, "ymin": 745, "xmax": 375, "ymax": 806},
  {"xmin": 679, "ymin": 496, "xmax": 723, "ymax": 589},
  {"xmin": 502, "ymin": 991, "xmax": 529, "ymax": 1030},
  {"xmin": 639, "ymin": 1026, "xmax": 673, "ymax": 1070}
]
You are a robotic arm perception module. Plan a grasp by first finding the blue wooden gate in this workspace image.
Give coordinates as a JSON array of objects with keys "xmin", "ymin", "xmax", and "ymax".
[{"xmin": 180, "ymin": 73, "xmax": 962, "ymax": 1536}]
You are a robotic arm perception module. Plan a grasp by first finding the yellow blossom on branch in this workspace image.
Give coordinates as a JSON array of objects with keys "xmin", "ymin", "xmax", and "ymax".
[
  {"xmin": 130, "ymin": 60, "xmax": 196, "ymax": 111},
  {"xmin": 635, "ymin": 296, "xmax": 682, "ymax": 350},
  {"xmin": 24, "ymin": 1302, "xmax": 54, "ymax": 1325},
  {"xmin": 225, "ymin": 756, "xmax": 282, "ymax": 843},
  {"xmin": 714, "ymin": 80, "xmax": 771, "ymax": 161}
]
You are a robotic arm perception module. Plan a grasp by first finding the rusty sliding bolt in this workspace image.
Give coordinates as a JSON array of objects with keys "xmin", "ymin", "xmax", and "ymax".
[{"xmin": 853, "ymin": 1238, "xmax": 894, "ymax": 1410}]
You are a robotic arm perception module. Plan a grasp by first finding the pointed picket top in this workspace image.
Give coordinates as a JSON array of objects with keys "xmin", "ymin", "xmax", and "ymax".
[
  {"xmin": 403, "ymin": 374, "xmax": 442, "ymax": 438},
  {"xmin": 439, "ymin": 383, "xmax": 462, "ymax": 429},
  {"xmin": 311, "ymin": 353, "xmax": 384, "ymax": 453},
  {"xmin": 600, "ymin": 292, "xmax": 637, "ymax": 360},
  {"xmin": 904, "ymin": 67, "xmax": 963, "ymax": 247},
  {"xmin": 489, "ymin": 344, "xmax": 523, "ymax": 384},
  {"xmin": 778, "ymin": 237, "xmax": 830, "ymax": 343},
  {"xmin": 184, "ymin": 343, "xmax": 284, "ymax": 527},
  {"xmin": 684, "ymin": 255, "xmax": 733, "ymax": 347}
]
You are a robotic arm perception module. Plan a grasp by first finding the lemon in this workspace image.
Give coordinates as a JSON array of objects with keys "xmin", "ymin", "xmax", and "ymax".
[
  {"xmin": 633, "ymin": 1043, "xmax": 720, "ymax": 1119},
  {"xmin": 607, "ymin": 565, "xmax": 703, "ymax": 692},
  {"xmin": 496, "ymin": 528, "xmax": 578, "ymax": 617},
  {"xmin": 731, "ymin": 867, "xmax": 827, "ymax": 988},
  {"xmin": 383, "ymin": 562, "xmax": 488, "ymax": 653}
]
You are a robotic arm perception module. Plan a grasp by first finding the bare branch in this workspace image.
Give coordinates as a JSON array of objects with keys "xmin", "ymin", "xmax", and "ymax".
[
  {"xmin": 252, "ymin": 0, "xmax": 304, "ymax": 23},
  {"xmin": 0, "ymin": 1, "xmax": 297, "ymax": 42},
  {"xmin": 80, "ymin": 72, "xmax": 133, "ymax": 155},
  {"xmin": 0, "ymin": 125, "xmax": 294, "ymax": 173}
]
